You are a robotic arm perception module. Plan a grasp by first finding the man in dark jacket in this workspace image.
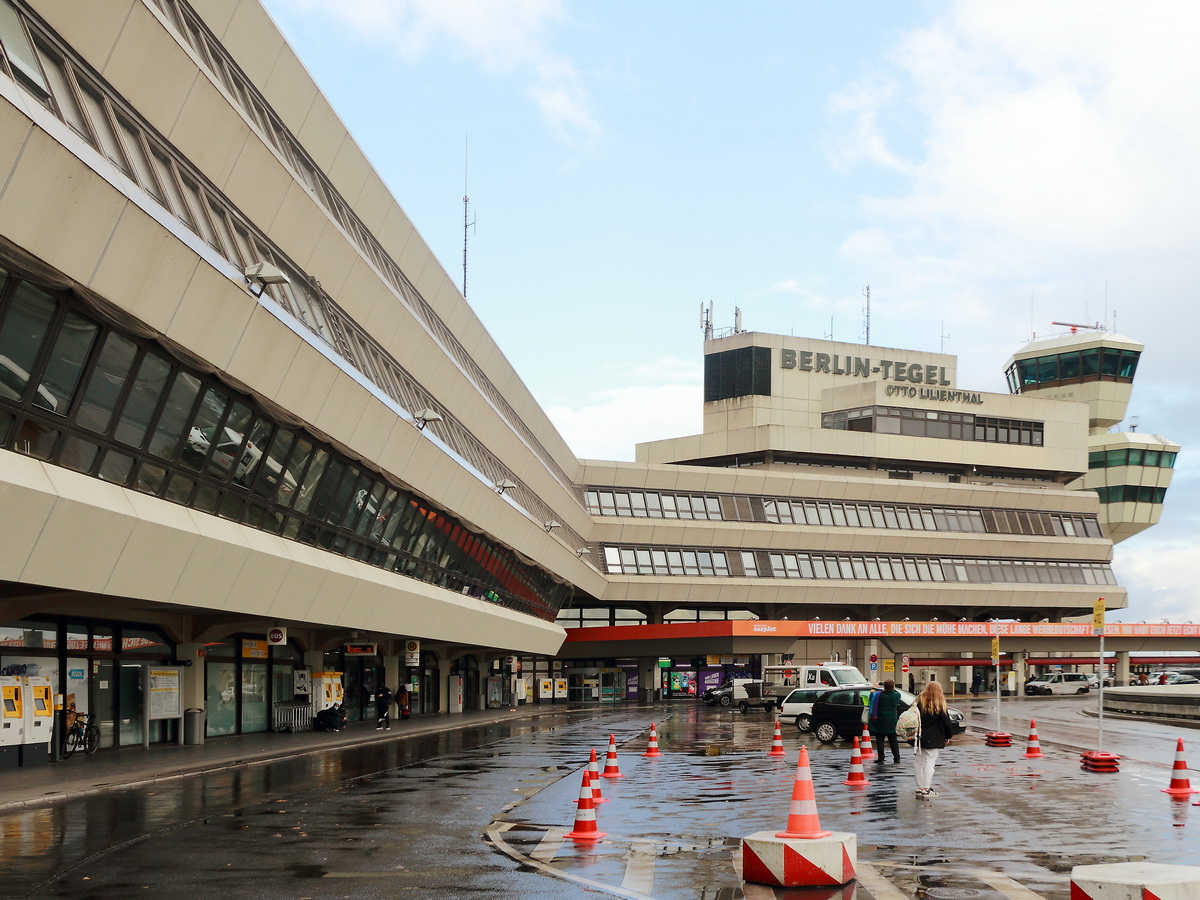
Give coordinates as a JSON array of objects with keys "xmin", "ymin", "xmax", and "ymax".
[
  {"xmin": 375, "ymin": 684, "xmax": 393, "ymax": 730},
  {"xmin": 870, "ymin": 679, "xmax": 908, "ymax": 763}
]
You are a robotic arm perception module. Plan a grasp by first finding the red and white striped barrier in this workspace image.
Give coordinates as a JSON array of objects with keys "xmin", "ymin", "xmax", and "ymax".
[{"xmin": 742, "ymin": 747, "xmax": 857, "ymax": 888}]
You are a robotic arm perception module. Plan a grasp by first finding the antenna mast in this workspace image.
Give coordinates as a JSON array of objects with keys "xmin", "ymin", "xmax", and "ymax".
[
  {"xmin": 462, "ymin": 137, "xmax": 475, "ymax": 299},
  {"xmin": 862, "ymin": 285, "xmax": 871, "ymax": 345}
]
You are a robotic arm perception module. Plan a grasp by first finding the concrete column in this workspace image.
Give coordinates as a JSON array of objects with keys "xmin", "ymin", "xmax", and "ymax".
[
  {"xmin": 382, "ymin": 655, "xmax": 401, "ymax": 699},
  {"xmin": 1013, "ymin": 652, "xmax": 1028, "ymax": 689},
  {"xmin": 638, "ymin": 657, "xmax": 660, "ymax": 702},
  {"xmin": 176, "ymin": 643, "xmax": 205, "ymax": 709},
  {"xmin": 1115, "ymin": 651, "xmax": 1131, "ymax": 686}
]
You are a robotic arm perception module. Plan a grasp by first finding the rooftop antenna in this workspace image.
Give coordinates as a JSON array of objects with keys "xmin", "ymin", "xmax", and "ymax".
[
  {"xmin": 701, "ymin": 300, "xmax": 714, "ymax": 340},
  {"xmin": 940, "ymin": 320, "xmax": 951, "ymax": 354},
  {"xmin": 825, "ymin": 316, "xmax": 834, "ymax": 341},
  {"xmin": 462, "ymin": 137, "xmax": 476, "ymax": 299},
  {"xmin": 862, "ymin": 285, "xmax": 871, "ymax": 345},
  {"xmin": 734, "ymin": 306, "xmax": 743, "ymax": 334},
  {"xmin": 1104, "ymin": 277, "xmax": 1109, "ymax": 330},
  {"xmin": 1129, "ymin": 415, "xmax": 1139, "ymax": 433}
]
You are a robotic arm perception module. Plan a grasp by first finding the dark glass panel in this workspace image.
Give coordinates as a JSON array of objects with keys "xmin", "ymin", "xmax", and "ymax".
[
  {"xmin": 113, "ymin": 352, "xmax": 171, "ymax": 448},
  {"xmin": 1058, "ymin": 351, "xmax": 1081, "ymax": 380},
  {"xmin": 0, "ymin": 281, "xmax": 56, "ymax": 405},
  {"xmin": 13, "ymin": 419, "xmax": 58, "ymax": 459},
  {"xmin": 59, "ymin": 435, "xmax": 99, "ymax": 473},
  {"xmin": 1080, "ymin": 348, "xmax": 1100, "ymax": 376},
  {"xmin": 147, "ymin": 371, "xmax": 201, "ymax": 459},
  {"xmin": 98, "ymin": 449, "xmax": 134, "ymax": 485},
  {"xmin": 76, "ymin": 331, "xmax": 137, "ymax": 433},
  {"xmin": 37, "ymin": 311, "xmax": 98, "ymax": 414},
  {"xmin": 179, "ymin": 385, "xmax": 229, "ymax": 472}
]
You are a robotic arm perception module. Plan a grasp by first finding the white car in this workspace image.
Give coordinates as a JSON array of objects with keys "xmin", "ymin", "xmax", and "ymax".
[
  {"xmin": 778, "ymin": 687, "xmax": 832, "ymax": 732},
  {"xmin": 1024, "ymin": 672, "xmax": 1090, "ymax": 695}
]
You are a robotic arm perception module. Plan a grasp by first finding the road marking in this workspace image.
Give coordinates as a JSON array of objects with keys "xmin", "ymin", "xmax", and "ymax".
[
  {"xmin": 620, "ymin": 840, "xmax": 656, "ymax": 893},
  {"xmin": 855, "ymin": 861, "xmax": 910, "ymax": 900},
  {"xmin": 531, "ymin": 829, "xmax": 566, "ymax": 862},
  {"xmin": 485, "ymin": 822, "xmax": 657, "ymax": 900},
  {"xmin": 973, "ymin": 869, "xmax": 1049, "ymax": 900}
]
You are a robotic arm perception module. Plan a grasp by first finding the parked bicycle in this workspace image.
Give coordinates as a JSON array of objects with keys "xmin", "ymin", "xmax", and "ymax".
[{"xmin": 62, "ymin": 710, "xmax": 100, "ymax": 757}]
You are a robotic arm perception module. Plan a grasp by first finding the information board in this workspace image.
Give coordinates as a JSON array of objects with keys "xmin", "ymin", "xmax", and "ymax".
[{"xmin": 147, "ymin": 668, "xmax": 182, "ymax": 719}]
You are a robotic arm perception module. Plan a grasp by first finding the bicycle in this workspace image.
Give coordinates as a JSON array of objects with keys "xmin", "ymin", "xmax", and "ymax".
[{"xmin": 62, "ymin": 711, "xmax": 100, "ymax": 757}]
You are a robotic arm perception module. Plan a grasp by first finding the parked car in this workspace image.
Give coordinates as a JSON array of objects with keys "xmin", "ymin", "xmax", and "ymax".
[
  {"xmin": 810, "ymin": 687, "xmax": 967, "ymax": 743},
  {"xmin": 1024, "ymin": 672, "xmax": 1090, "ymax": 695},
  {"xmin": 1085, "ymin": 674, "xmax": 1114, "ymax": 689},
  {"xmin": 778, "ymin": 687, "xmax": 832, "ymax": 732},
  {"xmin": 703, "ymin": 678, "xmax": 761, "ymax": 708},
  {"xmin": 1148, "ymin": 672, "xmax": 1200, "ymax": 685}
]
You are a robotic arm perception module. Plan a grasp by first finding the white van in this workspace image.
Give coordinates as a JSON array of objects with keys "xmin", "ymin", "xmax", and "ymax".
[
  {"xmin": 1024, "ymin": 672, "xmax": 1090, "ymax": 695},
  {"xmin": 763, "ymin": 663, "xmax": 873, "ymax": 693}
]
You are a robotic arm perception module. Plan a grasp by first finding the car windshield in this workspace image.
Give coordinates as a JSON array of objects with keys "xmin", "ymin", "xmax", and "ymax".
[{"xmin": 831, "ymin": 666, "xmax": 869, "ymax": 685}]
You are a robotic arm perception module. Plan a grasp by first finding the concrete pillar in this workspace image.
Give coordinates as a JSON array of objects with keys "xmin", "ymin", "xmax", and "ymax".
[
  {"xmin": 1115, "ymin": 651, "xmax": 1131, "ymax": 686},
  {"xmin": 1013, "ymin": 652, "xmax": 1028, "ymax": 689},
  {"xmin": 176, "ymin": 643, "xmax": 205, "ymax": 709},
  {"xmin": 638, "ymin": 657, "xmax": 660, "ymax": 702},
  {"xmin": 382, "ymin": 655, "xmax": 401, "ymax": 699}
]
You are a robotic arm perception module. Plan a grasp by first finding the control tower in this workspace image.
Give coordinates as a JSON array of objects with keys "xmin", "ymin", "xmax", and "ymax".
[{"xmin": 1004, "ymin": 327, "xmax": 1178, "ymax": 543}]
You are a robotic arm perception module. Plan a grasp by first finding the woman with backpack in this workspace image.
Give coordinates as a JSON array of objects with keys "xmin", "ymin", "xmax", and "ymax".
[
  {"xmin": 869, "ymin": 679, "xmax": 908, "ymax": 763},
  {"xmin": 913, "ymin": 680, "xmax": 956, "ymax": 798}
]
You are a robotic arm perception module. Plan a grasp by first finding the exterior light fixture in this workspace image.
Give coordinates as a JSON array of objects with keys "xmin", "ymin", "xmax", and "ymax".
[
  {"xmin": 244, "ymin": 261, "xmax": 289, "ymax": 296},
  {"xmin": 544, "ymin": 520, "xmax": 561, "ymax": 533},
  {"xmin": 494, "ymin": 480, "xmax": 517, "ymax": 495},
  {"xmin": 576, "ymin": 547, "xmax": 590, "ymax": 557},
  {"xmin": 412, "ymin": 408, "xmax": 442, "ymax": 430}
]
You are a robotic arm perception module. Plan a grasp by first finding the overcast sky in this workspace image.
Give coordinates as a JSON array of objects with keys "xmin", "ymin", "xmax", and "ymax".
[{"xmin": 262, "ymin": 0, "xmax": 1197, "ymax": 623}]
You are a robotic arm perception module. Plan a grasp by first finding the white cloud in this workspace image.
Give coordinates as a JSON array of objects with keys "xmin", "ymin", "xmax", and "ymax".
[
  {"xmin": 273, "ymin": 0, "xmax": 597, "ymax": 144},
  {"xmin": 544, "ymin": 358, "xmax": 702, "ymax": 460}
]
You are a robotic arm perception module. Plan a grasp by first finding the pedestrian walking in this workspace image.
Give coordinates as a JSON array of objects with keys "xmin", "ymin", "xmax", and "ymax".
[
  {"xmin": 397, "ymin": 684, "xmax": 411, "ymax": 720},
  {"xmin": 869, "ymin": 679, "xmax": 908, "ymax": 763},
  {"xmin": 376, "ymin": 683, "xmax": 393, "ymax": 730},
  {"xmin": 912, "ymin": 680, "xmax": 956, "ymax": 798}
]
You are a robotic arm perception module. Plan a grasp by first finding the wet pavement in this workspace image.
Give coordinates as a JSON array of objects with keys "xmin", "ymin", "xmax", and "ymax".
[{"xmin": 0, "ymin": 697, "xmax": 1198, "ymax": 899}]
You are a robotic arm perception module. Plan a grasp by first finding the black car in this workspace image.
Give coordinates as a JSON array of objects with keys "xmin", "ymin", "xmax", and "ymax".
[{"xmin": 810, "ymin": 687, "xmax": 967, "ymax": 744}]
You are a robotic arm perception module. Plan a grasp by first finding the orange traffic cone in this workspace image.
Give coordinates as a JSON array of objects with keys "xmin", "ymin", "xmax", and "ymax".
[
  {"xmin": 1023, "ymin": 719, "xmax": 1045, "ymax": 759},
  {"xmin": 841, "ymin": 737, "xmax": 872, "ymax": 787},
  {"xmin": 601, "ymin": 734, "xmax": 624, "ymax": 778},
  {"xmin": 587, "ymin": 748, "xmax": 608, "ymax": 803},
  {"xmin": 859, "ymin": 723, "xmax": 875, "ymax": 760},
  {"xmin": 1162, "ymin": 739, "xmax": 1200, "ymax": 798},
  {"xmin": 768, "ymin": 720, "xmax": 787, "ymax": 758},
  {"xmin": 776, "ymin": 746, "xmax": 832, "ymax": 839},
  {"xmin": 643, "ymin": 722, "xmax": 662, "ymax": 758},
  {"xmin": 564, "ymin": 768, "xmax": 606, "ymax": 841}
]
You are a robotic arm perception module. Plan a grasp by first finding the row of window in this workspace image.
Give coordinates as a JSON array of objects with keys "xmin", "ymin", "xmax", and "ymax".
[
  {"xmin": 823, "ymin": 406, "xmax": 1045, "ymax": 446},
  {"xmin": 585, "ymin": 491, "xmax": 724, "ymax": 520},
  {"xmin": 603, "ymin": 547, "xmax": 731, "ymax": 577},
  {"xmin": 749, "ymin": 552, "xmax": 1115, "ymax": 586},
  {"xmin": 1089, "ymin": 448, "xmax": 1177, "ymax": 470},
  {"xmin": 0, "ymin": 0, "xmax": 578, "ymax": 545},
  {"xmin": 142, "ymin": 0, "xmax": 573, "ymax": 493},
  {"xmin": 602, "ymin": 544, "xmax": 1116, "ymax": 586},
  {"xmin": 0, "ymin": 269, "xmax": 566, "ymax": 621},
  {"xmin": 1006, "ymin": 346, "xmax": 1141, "ymax": 393},
  {"xmin": 584, "ymin": 489, "xmax": 1102, "ymax": 538},
  {"xmin": 1093, "ymin": 485, "xmax": 1168, "ymax": 505}
]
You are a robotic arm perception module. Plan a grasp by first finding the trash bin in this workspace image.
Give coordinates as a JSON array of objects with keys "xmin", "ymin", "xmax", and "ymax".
[{"xmin": 184, "ymin": 708, "xmax": 205, "ymax": 745}]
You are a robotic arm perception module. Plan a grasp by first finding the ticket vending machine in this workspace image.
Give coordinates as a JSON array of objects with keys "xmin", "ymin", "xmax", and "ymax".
[
  {"xmin": 0, "ymin": 676, "xmax": 25, "ymax": 769},
  {"xmin": 20, "ymin": 676, "xmax": 53, "ymax": 766},
  {"xmin": 310, "ymin": 672, "xmax": 344, "ymax": 717}
]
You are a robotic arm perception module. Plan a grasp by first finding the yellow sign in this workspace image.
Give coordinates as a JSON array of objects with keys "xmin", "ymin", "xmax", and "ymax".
[
  {"xmin": 882, "ymin": 659, "xmax": 895, "ymax": 673},
  {"xmin": 241, "ymin": 639, "xmax": 268, "ymax": 659},
  {"xmin": 1093, "ymin": 597, "xmax": 1106, "ymax": 636},
  {"xmin": 991, "ymin": 636, "xmax": 1000, "ymax": 663}
]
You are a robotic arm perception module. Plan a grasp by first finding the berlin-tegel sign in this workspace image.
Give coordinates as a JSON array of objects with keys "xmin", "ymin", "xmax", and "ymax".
[{"xmin": 737, "ymin": 620, "xmax": 1200, "ymax": 639}]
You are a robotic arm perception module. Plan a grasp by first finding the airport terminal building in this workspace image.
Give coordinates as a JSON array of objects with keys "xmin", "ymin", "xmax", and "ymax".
[{"xmin": 0, "ymin": 0, "xmax": 1177, "ymax": 751}]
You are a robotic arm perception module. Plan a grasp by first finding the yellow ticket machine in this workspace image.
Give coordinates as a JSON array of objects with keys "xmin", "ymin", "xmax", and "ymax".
[
  {"xmin": 310, "ymin": 672, "xmax": 344, "ymax": 717},
  {"xmin": 0, "ymin": 676, "xmax": 25, "ymax": 769},
  {"xmin": 21, "ymin": 676, "xmax": 53, "ymax": 766}
]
